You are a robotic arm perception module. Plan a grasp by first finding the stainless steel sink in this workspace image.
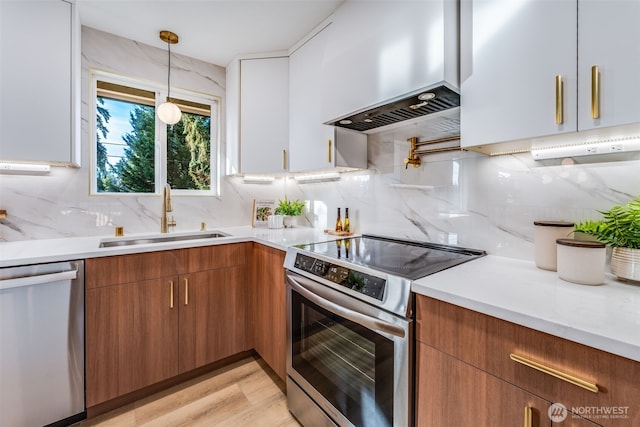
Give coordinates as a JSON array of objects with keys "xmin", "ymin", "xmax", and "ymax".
[{"xmin": 99, "ymin": 231, "xmax": 229, "ymax": 248}]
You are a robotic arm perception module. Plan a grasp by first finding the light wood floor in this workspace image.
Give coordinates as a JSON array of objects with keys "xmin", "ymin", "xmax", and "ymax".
[{"xmin": 77, "ymin": 355, "xmax": 300, "ymax": 427}]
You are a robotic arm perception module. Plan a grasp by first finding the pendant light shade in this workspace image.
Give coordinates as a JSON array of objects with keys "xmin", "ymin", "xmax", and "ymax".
[
  {"xmin": 158, "ymin": 30, "xmax": 181, "ymax": 125},
  {"xmin": 157, "ymin": 101, "xmax": 182, "ymax": 125}
]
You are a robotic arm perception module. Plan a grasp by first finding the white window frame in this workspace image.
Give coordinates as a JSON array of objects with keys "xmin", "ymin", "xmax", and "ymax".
[{"xmin": 89, "ymin": 69, "xmax": 221, "ymax": 196}]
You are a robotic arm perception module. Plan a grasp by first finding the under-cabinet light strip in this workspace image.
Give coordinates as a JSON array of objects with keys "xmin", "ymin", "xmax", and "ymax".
[
  {"xmin": 242, "ymin": 175, "xmax": 275, "ymax": 184},
  {"xmin": 293, "ymin": 172, "xmax": 341, "ymax": 183},
  {"xmin": 0, "ymin": 162, "xmax": 51, "ymax": 174},
  {"xmin": 531, "ymin": 135, "xmax": 640, "ymax": 160}
]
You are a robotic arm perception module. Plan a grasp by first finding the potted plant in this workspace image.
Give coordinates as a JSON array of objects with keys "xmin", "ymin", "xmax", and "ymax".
[
  {"xmin": 275, "ymin": 197, "xmax": 306, "ymax": 228},
  {"xmin": 574, "ymin": 195, "xmax": 640, "ymax": 282}
]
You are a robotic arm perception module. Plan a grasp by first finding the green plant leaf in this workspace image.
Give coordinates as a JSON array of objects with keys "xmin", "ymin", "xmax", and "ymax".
[{"xmin": 575, "ymin": 195, "xmax": 640, "ymax": 249}]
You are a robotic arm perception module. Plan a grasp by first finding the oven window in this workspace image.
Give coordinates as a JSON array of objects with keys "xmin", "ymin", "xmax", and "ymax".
[{"xmin": 290, "ymin": 290, "xmax": 394, "ymax": 426}]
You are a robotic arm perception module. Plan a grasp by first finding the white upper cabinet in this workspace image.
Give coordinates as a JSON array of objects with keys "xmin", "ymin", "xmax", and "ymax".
[
  {"xmin": 289, "ymin": 24, "xmax": 366, "ymax": 173},
  {"xmin": 0, "ymin": 0, "xmax": 80, "ymax": 166},
  {"xmin": 320, "ymin": 0, "xmax": 459, "ymax": 123},
  {"xmin": 226, "ymin": 56, "xmax": 289, "ymax": 175},
  {"xmin": 289, "ymin": 25, "xmax": 335, "ymax": 172},
  {"xmin": 461, "ymin": 0, "xmax": 640, "ymax": 151},
  {"xmin": 578, "ymin": 0, "xmax": 640, "ymax": 131},
  {"xmin": 460, "ymin": 0, "xmax": 577, "ymax": 149}
]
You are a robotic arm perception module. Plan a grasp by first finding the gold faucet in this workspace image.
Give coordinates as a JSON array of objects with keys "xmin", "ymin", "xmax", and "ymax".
[
  {"xmin": 404, "ymin": 137, "xmax": 422, "ymax": 169},
  {"xmin": 161, "ymin": 183, "xmax": 176, "ymax": 233}
]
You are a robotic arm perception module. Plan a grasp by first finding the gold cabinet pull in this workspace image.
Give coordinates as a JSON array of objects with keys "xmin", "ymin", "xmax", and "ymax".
[
  {"xmin": 591, "ymin": 65, "xmax": 600, "ymax": 119},
  {"xmin": 169, "ymin": 280, "xmax": 174, "ymax": 309},
  {"xmin": 282, "ymin": 149, "xmax": 287, "ymax": 171},
  {"xmin": 327, "ymin": 139, "xmax": 332, "ymax": 163},
  {"xmin": 524, "ymin": 406, "xmax": 532, "ymax": 427},
  {"xmin": 510, "ymin": 353, "xmax": 599, "ymax": 393},
  {"xmin": 555, "ymin": 75, "xmax": 563, "ymax": 124},
  {"xmin": 184, "ymin": 278, "xmax": 189, "ymax": 306}
]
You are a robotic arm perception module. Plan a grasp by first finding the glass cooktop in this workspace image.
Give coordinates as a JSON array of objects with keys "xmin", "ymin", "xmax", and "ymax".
[{"xmin": 296, "ymin": 234, "xmax": 486, "ymax": 281}]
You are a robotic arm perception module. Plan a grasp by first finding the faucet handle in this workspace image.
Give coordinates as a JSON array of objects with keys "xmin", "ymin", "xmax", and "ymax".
[{"xmin": 168, "ymin": 215, "xmax": 177, "ymax": 228}]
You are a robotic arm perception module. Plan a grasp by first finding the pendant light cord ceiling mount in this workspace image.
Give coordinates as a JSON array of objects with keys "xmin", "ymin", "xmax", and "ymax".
[{"xmin": 157, "ymin": 30, "xmax": 182, "ymax": 125}]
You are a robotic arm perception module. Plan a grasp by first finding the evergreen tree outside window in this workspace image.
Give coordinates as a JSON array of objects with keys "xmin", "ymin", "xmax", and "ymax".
[
  {"xmin": 167, "ymin": 99, "xmax": 211, "ymax": 190},
  {"xmin": 91, "ymin": 70, "xmax": 219, "ymax": 196}
]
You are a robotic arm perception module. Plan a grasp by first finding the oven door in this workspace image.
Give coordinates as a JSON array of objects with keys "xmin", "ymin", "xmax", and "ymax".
[{"xmin": 286, "ymin": 272, "xmax": 412, "ymax": 427}]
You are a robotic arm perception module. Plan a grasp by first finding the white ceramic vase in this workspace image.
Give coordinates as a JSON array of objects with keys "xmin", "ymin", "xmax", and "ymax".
[
  {"xmin": 283, "ymin": 215, "xmax": 297, "ymax": 228},
  {"xmin": 610, "ymin": 247, "xmax": 640, "ymax": 282}
]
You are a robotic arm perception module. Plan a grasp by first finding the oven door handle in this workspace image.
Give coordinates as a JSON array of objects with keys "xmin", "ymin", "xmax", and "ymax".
[{"xmin": 287, "ymin": 273, "xmax": 406, "ymax": 338}]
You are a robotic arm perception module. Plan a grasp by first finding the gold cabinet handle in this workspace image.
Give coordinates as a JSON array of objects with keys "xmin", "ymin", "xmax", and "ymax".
[
  {"xmin": 282, "ymin": 149, "xmax": 287, "ymax": 171},
  {"xmin": 327, "ymin": 139, "xmax": 332, "ymax": 163},
  {"xmin": 184, "ymin": 278, "xmax": 189, "ymax": 306},
  {"xmin": 169, "ymin": 280, "xmax": 174, "ymax": 309},
  {"xmin": 591, "ymin": 65, "xmax": 600, "ymax": 119},
  {"xmin": 524, "ymin": 406, "xmax": 532, "ymax": 427},
  {"xmin": 555, "ymin": 75, "xmax": 563, "ymax": 124},
  {"xmin": 510, "ymin": 353, "xmax": 599, "ymax": 393}
]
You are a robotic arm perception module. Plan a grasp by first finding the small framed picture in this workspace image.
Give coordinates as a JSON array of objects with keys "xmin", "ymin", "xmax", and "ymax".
[{"xmin": 252, "ymin": 199, "xmax": 277, "ymax": 227}]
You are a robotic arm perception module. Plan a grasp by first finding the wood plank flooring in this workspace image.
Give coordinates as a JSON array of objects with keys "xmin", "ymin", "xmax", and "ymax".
[{"xmin": 77, "ymin": 355, "xmax": 300, "ymax": 427}]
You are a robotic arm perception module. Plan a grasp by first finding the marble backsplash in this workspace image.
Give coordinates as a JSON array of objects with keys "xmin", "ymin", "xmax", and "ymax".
[{"xmin": 1, "ymin": 27, "xmax": 639, "ymax": 262}]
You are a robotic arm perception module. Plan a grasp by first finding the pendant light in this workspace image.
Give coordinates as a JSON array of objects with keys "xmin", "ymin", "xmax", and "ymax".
[{"xmin": 157, "ymin": 30, "xmax": 181, "ymax": 125}]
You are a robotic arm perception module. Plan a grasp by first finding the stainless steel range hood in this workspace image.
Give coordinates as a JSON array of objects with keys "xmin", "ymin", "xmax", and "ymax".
[{"xmin": 326, "ymin": 85, "xmax": 460, "ymax": 133}]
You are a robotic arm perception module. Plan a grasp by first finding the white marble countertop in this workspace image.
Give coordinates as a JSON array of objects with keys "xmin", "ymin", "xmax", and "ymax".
[
  {"xmin": 3, "ymin": 230, "xmax": 638, "ymax": 363},
  {"xmin": 412, "ymin": 255, "xmax": 640, "ymax": 362},
  {"xmin": 0, "ymin": 226, "xmax": 335, "ymax": 268}
]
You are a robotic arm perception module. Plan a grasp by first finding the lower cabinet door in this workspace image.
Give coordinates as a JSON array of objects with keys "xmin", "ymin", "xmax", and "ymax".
[
  {"xmin": 179, "ymin": 266, "xmax": 247, "ymax": 372},
  {"xmin": 249, "ymin": 244, "xmax": 286, "ymax": 381},
  {"xmin": 86, "ymin": 277, "xmax": 179, "ymax": 406},
  {"xmin": 416, "ymin": 342, "xmax": 552, "ymax": 427}
]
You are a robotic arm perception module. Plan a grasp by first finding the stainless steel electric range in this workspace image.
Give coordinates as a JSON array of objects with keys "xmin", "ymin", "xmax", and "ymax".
[{"xmin": 284, "ymin": 234, "xmax": 486, "ymax": 427}]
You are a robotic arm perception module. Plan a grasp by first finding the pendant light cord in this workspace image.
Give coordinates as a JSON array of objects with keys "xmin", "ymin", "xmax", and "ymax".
[{"xmin": 167, "ymin": 41, "xmax": 172, "ymax": 102}]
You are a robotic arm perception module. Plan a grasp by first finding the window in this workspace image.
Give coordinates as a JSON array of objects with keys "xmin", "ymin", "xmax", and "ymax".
[{"xmin": 91, "ymin": 70, "xmax": 219, "ymax": 196}]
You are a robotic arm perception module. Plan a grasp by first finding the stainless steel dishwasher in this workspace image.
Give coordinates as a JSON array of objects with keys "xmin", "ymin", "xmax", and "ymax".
[{"xmin": 0, "ymin": 260, "xmax": 85, "ymax": 427}]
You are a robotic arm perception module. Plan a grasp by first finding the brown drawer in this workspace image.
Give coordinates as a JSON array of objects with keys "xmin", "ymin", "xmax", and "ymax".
[
  {"xmin": 416, "ymin": 295, "xmax": 640, "ymax": 427},
  {"xmin": 177, "ymin": 243, "xmax": 247, "ymax": 273},
  {"xmin": 86, "ymin": 251, "xmax": 180, "ymax": 289}
]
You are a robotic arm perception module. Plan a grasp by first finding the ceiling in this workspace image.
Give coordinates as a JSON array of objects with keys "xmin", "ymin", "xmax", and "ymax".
[{"xmin": 77, "ymin": 0, "xmax": 344, "ymax": 67}]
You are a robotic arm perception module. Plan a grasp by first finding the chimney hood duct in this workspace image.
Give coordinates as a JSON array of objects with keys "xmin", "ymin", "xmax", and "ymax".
[{"xmin": 327, "ymin": 85, "xmax": 460, "ymax": 133}]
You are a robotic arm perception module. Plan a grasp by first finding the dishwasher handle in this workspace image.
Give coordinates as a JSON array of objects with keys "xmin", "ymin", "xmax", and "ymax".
[{"xmin": 0, "ymin": 269, "xmax": 78, "ymax": 291}]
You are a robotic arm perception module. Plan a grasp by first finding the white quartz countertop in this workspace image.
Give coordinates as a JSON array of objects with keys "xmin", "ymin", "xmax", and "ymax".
[
  {"xmin": 0, "ymin": 226, "xmax": 336, "ymax": 268},
  {"xmin": 3, "ymin": 230, "xmax": 639, "ymax": 363},
  {"xmin": 412, "ymin": 255, "xmax": 640, "ymax": 362}
]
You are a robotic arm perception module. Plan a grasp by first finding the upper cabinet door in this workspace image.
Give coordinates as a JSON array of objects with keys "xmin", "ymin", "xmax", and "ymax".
[
  {"xmin": 0, "ymin": 0, "xmax": 79, "ymax": 166},
  {"xmin": 460, "ymin": 0, "xmax": 577, "ymax": 149},
  {"xmin": 289, "ymin": 25, "xmax": 336, "ymax": 172},
  {"xmin": 321, "ymin": 0, "xmax": 459, "ymax": 123},
  {"xmin": 578, "ymin": 0, "xmax": 640, "ymax": 131},
  {"xmin": 239, "ymin": 57, "xmax": 289, "ymax": 174}
]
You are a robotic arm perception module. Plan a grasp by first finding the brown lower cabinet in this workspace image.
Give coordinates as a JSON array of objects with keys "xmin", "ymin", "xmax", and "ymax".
[
  {"xmin": 417, "ymin": 342, "xmax": 553, "ymax": 426},
  {"xmin": 85, "ymin": 244, "xmax": 248, "ymax": 409},
  {"xmin": 247, "ymin": 243, "xmax": 287, "ymax": 381},
  {"xmin": 417, "ymin": 343, "xmax": 599, "ymax": 427},
  {"xmin": 416, "ymin": 295, "xmax": 639, "ymax": 427},
  {"xmin": 86, "ymin": 276, "xmax": 180, "ymax": 406},
  {"xmin": 178, "ymin": 266, "xmax": 247, "ymax": 373}
]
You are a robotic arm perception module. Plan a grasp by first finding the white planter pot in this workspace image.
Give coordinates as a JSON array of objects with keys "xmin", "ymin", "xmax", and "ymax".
[
  {"xmin": 267, "ymin": 215, "xmax": 284, "ymax": 229},
  {"xmin": 283, "ymin": 215, "xmax": 297, "ymax": 228},
  {"xmin": 610, "ymin": 247, "xmax": 640, "ymax": 282}
]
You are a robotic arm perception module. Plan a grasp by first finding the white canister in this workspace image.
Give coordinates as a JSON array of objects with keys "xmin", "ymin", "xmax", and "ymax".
[
  {"xmin": 267, "ymin": 215, "xmax": 284, "ymax": 229},
  {"xmin": 556, "ymin": 238, "xmax": 606, "ymax": 285},
  {"xmin": 534, "ymin": 221, "xmax": 574, "ymax": 271}
]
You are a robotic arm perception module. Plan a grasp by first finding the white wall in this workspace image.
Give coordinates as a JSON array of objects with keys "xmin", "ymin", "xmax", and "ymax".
[{"xmin": 1, "ymin": 27, "xmax": 639, "ymax": 263}]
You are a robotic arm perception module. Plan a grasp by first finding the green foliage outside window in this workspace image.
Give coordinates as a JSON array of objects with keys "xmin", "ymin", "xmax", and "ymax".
[
  {"xmin": 95, "ymin": 87, "xmax": 212, "ymax": 194},
  {"xmin": 168, "ymin": 113, "xmax": 211, "ymax": 190}
]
